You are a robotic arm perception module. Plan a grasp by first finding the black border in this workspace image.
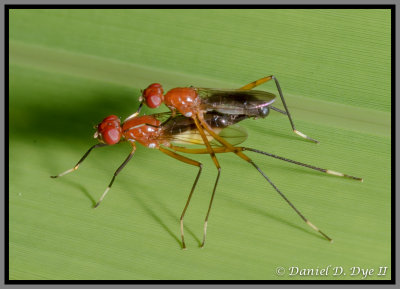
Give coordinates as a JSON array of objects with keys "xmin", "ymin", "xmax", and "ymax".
[
  {"xmin": 3, "ymin": 4, "xmax": 398, "ymax": 8},
  {"xmin": 4, "ymin": 3, "xmax": 9, "ymax": 287},
  {"xmin": 5, "ymin": 4, "xmax": 396, "ymax": 285}
]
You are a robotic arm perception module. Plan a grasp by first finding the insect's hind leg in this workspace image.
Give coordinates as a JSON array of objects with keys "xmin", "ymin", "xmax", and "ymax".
[
  {"xmin": 170, "ymin": 145, "xmax": 363, "ymax": 182},
  {"xmin": 174, "ymin": 121, "xmax": 333, "ymax": 243},
  {"xmin": 239, "ymin": 75, "xmax": 319, "ymax": 144},
  {"xmin": 239, "ymin": 76, "xmax": 274, "ymax": 90}
]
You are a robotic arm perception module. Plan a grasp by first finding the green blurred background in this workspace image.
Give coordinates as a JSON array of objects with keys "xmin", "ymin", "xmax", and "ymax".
[{"xmin": 9, "ymin": 9, "xmax": 391, "ymax": 280}]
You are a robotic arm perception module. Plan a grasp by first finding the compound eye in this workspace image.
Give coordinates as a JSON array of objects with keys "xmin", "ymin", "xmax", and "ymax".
[
  {"xmin": 95, "ymin": 115, "xmax": 122, "ymax": 145},
  {"xmin": 101, "ymin": 126, "xmax": 122, "ymax": 145},
  {"xmin": 259, "ymin": 106, "xmax": 270, "ymax": 118},
  {"xmin": 143, "ymin": 83, "xmax": 164, "ymax": 108}
]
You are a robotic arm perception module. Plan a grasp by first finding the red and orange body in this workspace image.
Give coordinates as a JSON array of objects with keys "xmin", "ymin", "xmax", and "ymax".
[
  {"xmin": 142, "ymin": 83, "xmax": 202, "ymax": 118},
  {"xmin": 140, "ymin": 83, "xmax": 276, "ymax": 120},
  {"xmin": 95, "ymin": 114, "xmax": 165, "ymax": 148},
  {"xmin": 122, "ymin": 115, "xmax": 163, "ymax": 148},
  {"xmin": 164, "ymin": 87, "xmax": 201, "ymax": 117}
]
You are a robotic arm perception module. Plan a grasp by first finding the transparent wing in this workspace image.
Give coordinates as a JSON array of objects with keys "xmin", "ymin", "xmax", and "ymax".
[
  {"xmin": 169, "ymin": 124, "xmax": 248, "ymax": 147},
  {"xmin": 210, "ymin": 124, "xmax": 248, "ymax": 147},
  {"xmin": 197, "ymin": 88, "xmax": 276, "ymax": 115},
  {"xmin": 158, "ymin": 112, "xmax": 249, "ymax": 147}
]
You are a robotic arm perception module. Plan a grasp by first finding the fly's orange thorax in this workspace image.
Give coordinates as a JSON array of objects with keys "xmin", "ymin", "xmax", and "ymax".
[
  {"xmin": 164, "ymin": 87, "xmax": 200, "ymax": 117},
  {"xmin": 122, "ymin": 115, "xmax": 162, "ymax": 148}
]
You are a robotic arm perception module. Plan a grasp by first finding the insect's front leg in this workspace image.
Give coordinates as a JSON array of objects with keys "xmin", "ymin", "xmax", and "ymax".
[
  {"xmin": 50, "ymin": 143, "xmax": 108, "ymax": 178},
  {"xmin": 124, "ymin": 101, "xmax": 145, "ymax": 122}
]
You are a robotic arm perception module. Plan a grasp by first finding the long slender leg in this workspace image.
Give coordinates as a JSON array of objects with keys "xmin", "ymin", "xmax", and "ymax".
[
  {"xmin": 50, "ymin": 143, "xmax": 108, "ymax": 178},
  {"xmin": 241, "ymin": 147, "xmax": 363, "ymax": 181},
  {"xmin": 250, "ymin": 160, "xmax": 333, "ymax": 242},
  {"xmin": 94, "ymin": 145, "xmax": 137, "ymax": 208},
  {"xmin": 159, "ymin": 146, "xmax": 203, "ymax": 249},
  {"xmin": 192, "ymin": 117, "xmax": 221, "ymax": 248},
  {"xmin": 170, "ymin": 145, "xmax": 362, "ymax": 182},
  {"xmin": 196, "ymin": 116, "xmax": 333, "ymax": 242},
  {"xmin": 239, "ymin": 76, "xmax": 319, "ymax": 144}
]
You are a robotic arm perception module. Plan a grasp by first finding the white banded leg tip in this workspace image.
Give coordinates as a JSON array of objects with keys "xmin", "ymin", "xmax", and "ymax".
[
  {"xmin": 293, "ymin": 129, "xmax": 319, "ymax": 143},
  {"xmin": 293, "ymin": 129, "xmax": 305, "ymax": 138},
  {"xmin": 326, "ymin": 170, "xmax": 345, "ymax": 177}
]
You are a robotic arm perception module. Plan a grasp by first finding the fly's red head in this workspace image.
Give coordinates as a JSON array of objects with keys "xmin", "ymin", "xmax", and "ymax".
[
  {"xmin": 94, "ymin": 115, "xmax": 122, "ymax": 145},
  {"xmin": 141, "ymin": 83, "xmax": 164, "ymax": 108}
]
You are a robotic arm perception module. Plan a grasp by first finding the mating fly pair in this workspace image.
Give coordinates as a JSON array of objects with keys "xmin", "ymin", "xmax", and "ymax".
[{"xmin": 52, "ymin": 76, "xmax": 362, "ymax": 249}]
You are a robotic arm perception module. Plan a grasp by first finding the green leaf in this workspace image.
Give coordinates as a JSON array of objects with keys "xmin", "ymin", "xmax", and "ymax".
[{"xmin": 9, "ymin": 9, "xmax": 391, "ymax": 280}]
